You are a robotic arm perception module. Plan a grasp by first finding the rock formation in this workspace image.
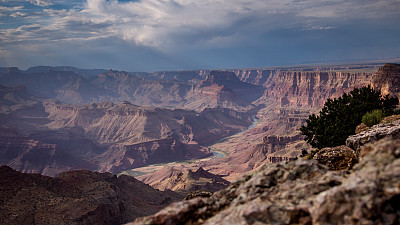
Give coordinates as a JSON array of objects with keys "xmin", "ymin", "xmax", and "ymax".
[
  {"xmin": 129, "ymin": 136, "xmax": 400, "ymax": 225},
  {"xmin": 371, "ymin": 63, "xmax": 400, "ymax": 98},
  {"xmin": 313, "ymin": 145, "xmax": 358, "ymax": 170},
  {"xmin": 184, "ymin": 190, "xmax": 213, "ymax": 200},
  {"xmin": 0, "ymin": 166, "xmax": 184, "ymax": 225},
  {"xmin": 232, "ymin": 69, "xmax": 373, "ymax": 107},
  {"xmin": 184, "ymin": 70, "xmax": 264, "ymax": 110},
  {"xmin": 346, "ymin": 118, "xmax": 400, "ymax": 151},
  {"xmin": 138, "ymin": 166, "xmax": 230, "ymax": 195},
  {"xmin": 262, "ymin": 71, "xmax": 371, "ymax": 107}
]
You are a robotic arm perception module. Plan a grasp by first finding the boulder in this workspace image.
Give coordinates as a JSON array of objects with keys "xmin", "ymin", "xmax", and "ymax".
[
  {"xmin": 346, "ymin": 119, "xmax": 400, "ymax": 151},
  {"xmin": 313, "ymin": 145, "xmax": 358, "ymax": 170},
  {"xmin": 355, "ymin": 123, "xmax": 369, "ymax": 134}
]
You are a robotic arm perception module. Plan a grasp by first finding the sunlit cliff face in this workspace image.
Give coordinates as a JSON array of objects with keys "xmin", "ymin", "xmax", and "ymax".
[{"xmin": 372, "ymin": 63, "xmax": 400, "ymax": 99}]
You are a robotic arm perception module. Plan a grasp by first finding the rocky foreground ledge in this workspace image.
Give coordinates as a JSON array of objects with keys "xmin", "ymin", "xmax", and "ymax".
[
  {"xmin": 0, "ymin": 168, "xmax": 183, "ymax": 225},
  {"xmin": 129, "ymin": 135, "xmax": 400, "ymax": 224}
]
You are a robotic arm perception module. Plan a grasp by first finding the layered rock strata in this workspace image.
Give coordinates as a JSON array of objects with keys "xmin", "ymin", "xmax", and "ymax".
[
  {"xmin": 233, "ymin": 70, "xmax": 372, "ymax": 107},
  {"xmin": 371, "ymin": 63, "xmax": 400, "ymax": 98}
]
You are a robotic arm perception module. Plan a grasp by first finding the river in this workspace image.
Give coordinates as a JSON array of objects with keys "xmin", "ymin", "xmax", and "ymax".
[{"xmin": 212, "ymin": 117, "xmax": 258, "ymax": 145}]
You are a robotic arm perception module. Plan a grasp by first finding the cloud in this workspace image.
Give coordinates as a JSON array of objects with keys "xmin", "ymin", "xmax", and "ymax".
[
  {"xmin": 43, "ymin": 8, "xmax": 68, "ymax": 16},
  {"xmin": 302, "ymin": 26, "xmax": 337, "ymax": 31},
  {"xmin": 74, "ymin": 0, "xmax": 400, "ymax": 48},
  {"xmin": 10, "ymin": 12, "xmax": 28, "ymax": 17},
  {"xmin": 0, "ymin": 0, "xmax": 399, "ymax": 70},
  {"xmin": 28, "ymin": 0, "xmax": 52, "ymax": 7},
  {"xmin": 2, "ymin": 0, "xmax": 400, "ymax": 48},
  {"xmin": 0, "ymin": 6, "xmax": 24, "ymax": 12}
]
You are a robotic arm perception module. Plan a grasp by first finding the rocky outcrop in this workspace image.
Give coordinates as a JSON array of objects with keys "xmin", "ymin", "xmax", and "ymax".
[
  {"xmin": 138, "ymin": 166, "xmax": 230, "ymax": 195},
  {"xmin": 313, "ymin": 145, "xmax": 358, "ymax": 170},
  {"xmin": 258, "ymin": 135, "xmax": 303, "ymax": 155},
  {"xmin": 355, "ymin": 123, "xmax": 369, "ymax": 134},
  {"xmin": 251, "ymin": 135, "xmax": 303, "ymax": 164},
  {"xmin": 191, "ymin": 70, "xmax": 264, "ymax": 109},
  {"xmin": 371, "ymin": 63, "xmax": 400, "ymax": 98},
  {"xmin": 184, "ymin": 190, "xmax": 213, "ymax": 200},
  {"xmin": 346, "ymin": 119, "xmax": 400, "ymax": 151},
  {"xmin": 129, "ymin": 137, "xmax": 400, "ymax": 225},
  {"xmin": 0, "ymin": 166, "xmax": 184, "ymax": 225}
]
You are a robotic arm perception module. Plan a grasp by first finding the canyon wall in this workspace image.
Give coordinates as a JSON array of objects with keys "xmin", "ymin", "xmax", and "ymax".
[
  {"xmin": 371, "ymin": 63, "xmax": 400, "ymax": 98},
  {"xmin": 0, "ymin": 66, "xmax": 378, "ymax": 110},
  {"xmin": 233, "ymin": 69, "xmax": 373, "ymax": 107}
]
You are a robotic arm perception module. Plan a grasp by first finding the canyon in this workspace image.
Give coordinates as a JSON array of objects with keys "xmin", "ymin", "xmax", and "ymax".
[
  {"xmin": 0, "ymin": 63, "xmax": 385, "ymax": 180},
  {"xmin": 1, "ymin": 62, "xmax": 399, "ymax": 224},
  {"xmin": 0, "ymin": 86, "xmax": 251, "ymax": 176}
]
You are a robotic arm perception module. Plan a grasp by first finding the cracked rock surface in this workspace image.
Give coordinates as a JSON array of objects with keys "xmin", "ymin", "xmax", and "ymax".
[{"xmin": 346, "ymin": 119, "xmax": 400, "ymax": 151}]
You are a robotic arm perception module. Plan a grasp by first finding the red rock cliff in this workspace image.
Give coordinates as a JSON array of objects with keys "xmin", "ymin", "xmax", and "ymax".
[
  {"xmin": 233, "ymin": 69, "xmax": 372, "ymax": 107},
  {"xmin": 371, "ymin": 63, "xmax": 400, "ymax": 98}
]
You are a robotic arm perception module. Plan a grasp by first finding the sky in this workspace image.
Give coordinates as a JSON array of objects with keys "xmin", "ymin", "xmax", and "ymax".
[{"xmin": 0, "ymin": 0, "xmax": 400, "ymax": 72}]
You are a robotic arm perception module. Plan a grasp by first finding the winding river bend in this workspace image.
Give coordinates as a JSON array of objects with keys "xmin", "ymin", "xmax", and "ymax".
[
  {"xmin": 208, "ymin": 116, "xmax": 259, "ymax": 159},
  {"xmin": 120, "ymin": 117, "xmax": 259, "ymax": 177}
]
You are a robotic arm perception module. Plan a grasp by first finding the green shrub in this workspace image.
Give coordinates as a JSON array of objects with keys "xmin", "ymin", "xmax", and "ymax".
[
  {"xmin": 301, "ymin": 85, "xmax": 399, "ymax": 149},
  {"xmin": 362, "ymin": 109, "xmax": 383, "ymax": 127}
]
